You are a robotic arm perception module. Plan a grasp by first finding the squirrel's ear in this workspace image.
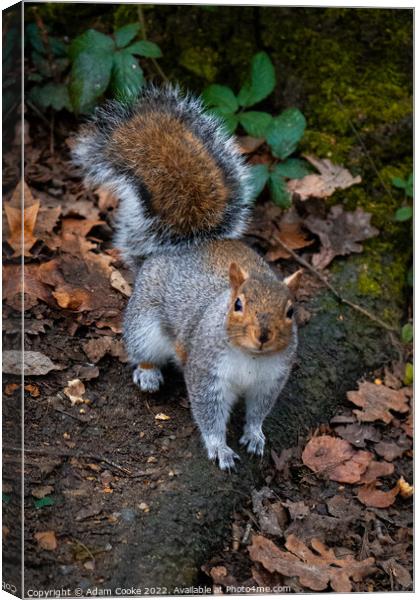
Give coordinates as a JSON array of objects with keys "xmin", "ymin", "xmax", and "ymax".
[
  {"xmin": 284, "ymin": 269, "xmax": 303, "ymax": 294},
  {"xmin": 229, "ymin": 262, "xmax": 248, "ymax": 292}
]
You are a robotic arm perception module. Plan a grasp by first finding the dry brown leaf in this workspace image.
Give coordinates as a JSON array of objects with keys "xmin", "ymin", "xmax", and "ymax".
[
  {"xmin": 4, "ymin": 201, "xmax": 40, "ymax": 256},
  {"xmin": 59, "ymin": 218, "xmax": 104, "ymax": 256},
  {"xmin": 249, "ymin": 534, "xmax": 376, "ymax": 592},
  {"xmin": 64, "ymin": 379, "xmax": 89, "ymax": 405},
  {"xmin": 304, "ymin": 205, "xmax": 379, "ymax": 270},
  {"xmin": 283, "ymin": 500, "xmax": 310, "ymax": 520},
  {"xmin": 287, "ymin": 155, "xmax": 362, "ymax": 201},
  {"xmin": 357, "ymin": 482, "xmax": 399, "ymax": 508},
  {"xmin": 4, "ymin": 383, "xmax": 20, "ymax": 395},
  {"xmin": 3, "ymin": 350, "xmax": 60, "ymax": 376},
  {"xmin": 96, "ymin": 187, "xmax": 119, "ymax": 212},
  {"xmin": 333, "ymin": 422, "xmax": 380, "ymax": 448},
  {"xmin": 83, "ymin": 336, "xmax": 127, "ymax": 363},
  {"xmin": 374, "ymin": 439, "xmax": 410, "ymax": 461},
  {"xmin": 110, "ymin": 269, "xmax": 132, "ymax": 297},
  {"xmin": 302, "ymin": 435, "xmax": 372, "ymax": 483},
  {"xmin": 347, "ymin": 382, "xmax": 410, "ymax": 424},
  {"xmin": 397, "ymin": 477, "xmax": 413, "ymax": 499},
  {"xmin": 25, "ymin": 384, "xmax": 40, "ymax": 397},
  {"xmin": 236, "ymin": 135, "xmax": 265, "ymax": 154},
  {"xmin": 34, "ymin": 531, "xmax": 57, "ymax": 551},
  {"xmin": 3, "ymin": 263, "xmax": 54, "ymax": 311},
  {"xmin": 359, "ymin": 461, "xmax": 394, "ymax": 485},
  {"xmin": 265, "ymin": 207, "xmax": 314, "ymax": 261}
]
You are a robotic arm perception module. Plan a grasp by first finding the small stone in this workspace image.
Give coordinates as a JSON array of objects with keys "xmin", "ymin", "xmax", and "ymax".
[
  {"xmin": 120, "ymin": 508, "xmax": 136, "ymax": 523},
  {"xmin": 138, "ymin": 502, "xmax": 150, "ymax": 513}
]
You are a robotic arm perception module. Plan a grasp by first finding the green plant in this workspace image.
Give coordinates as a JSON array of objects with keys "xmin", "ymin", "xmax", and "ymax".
[
  {"xmin": 27, "ymin": 21, "xmax": 163, "ymax": 114},
  {"xmin": 393, "ymin": 172, "xmax": 413, "ymax": 222},
  {"xmin": 26, "ymin": 22, "xmax": 72, "ymax": 111},
  {"xmin": 202, "ymin": 52, "xmax": 310, "ymax": 207}
]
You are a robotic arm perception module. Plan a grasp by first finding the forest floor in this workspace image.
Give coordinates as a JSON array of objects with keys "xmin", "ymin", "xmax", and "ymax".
[{"xmin": 2, "ymin": 108, "xmax": 413, "ymax": 594}]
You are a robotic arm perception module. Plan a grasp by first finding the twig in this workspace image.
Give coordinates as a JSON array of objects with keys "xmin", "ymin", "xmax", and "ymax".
[
  {"xmin": 273, "ymin": 232, "xmax": 398, "ymax": 333},
  {"xmin": 137, "ymin": 5, "xmax": 169, "ymax": 83},
  {"xmin": 335, "ymin": 95, "xmax": 395, "ymax": 204},
  {"xmin": 3, "ymin": 446, "xmax": 132, "ymax": 475},
  {"xmin": 53, "ymin": 407, "xmax": 86, "ymax": 423}
]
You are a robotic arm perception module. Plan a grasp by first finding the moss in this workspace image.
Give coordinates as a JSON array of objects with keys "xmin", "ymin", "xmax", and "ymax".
[{"xmin": 179, "ymin": 47, "xmax": 219, "ymax": 82}]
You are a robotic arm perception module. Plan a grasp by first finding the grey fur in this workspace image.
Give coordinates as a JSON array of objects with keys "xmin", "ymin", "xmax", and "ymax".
[{"xmin": 124, "ymin": 243, "xmax": 297, "ymax": 470}]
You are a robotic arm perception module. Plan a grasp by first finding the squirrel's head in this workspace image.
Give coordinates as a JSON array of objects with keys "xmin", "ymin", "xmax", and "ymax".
[{"xmin": 226, "ymin": 262, "xmax": 302, "ymax": 355}]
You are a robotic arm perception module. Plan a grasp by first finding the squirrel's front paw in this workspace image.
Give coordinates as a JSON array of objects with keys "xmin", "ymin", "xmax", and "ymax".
[
  {"xmin": 240, "ymin": 429, "xmax": 265, "ymax": 456},
  {"xmin": 204, "ymin": 437, "xmax": 240, "ymax": 471},
  {"xmin": 132, "ymin": 366, "xmax": 164, "ymax": 393}
]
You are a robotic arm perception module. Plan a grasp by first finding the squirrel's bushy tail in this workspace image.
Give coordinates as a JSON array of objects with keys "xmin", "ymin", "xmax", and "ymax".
[{"xmin": 72, "ymin": 84, "xmax": 252, "ymax": 269}]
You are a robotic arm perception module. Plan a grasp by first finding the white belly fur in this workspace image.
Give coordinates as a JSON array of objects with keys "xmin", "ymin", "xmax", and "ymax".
[{"xmin": 217, "ymin": 345, "xmax": 289, "ymax": 397}]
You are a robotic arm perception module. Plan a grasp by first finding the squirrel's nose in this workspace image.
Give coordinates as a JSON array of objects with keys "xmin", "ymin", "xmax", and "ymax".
[{"xmin": 259, "ymin": 328, "xmax": 271, "ymax": 345}]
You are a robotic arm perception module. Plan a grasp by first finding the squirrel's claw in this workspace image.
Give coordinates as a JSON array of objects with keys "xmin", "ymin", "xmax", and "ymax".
[{"xmin": 240, "ymin": 430, "xmax": 265, "ymax": 457}]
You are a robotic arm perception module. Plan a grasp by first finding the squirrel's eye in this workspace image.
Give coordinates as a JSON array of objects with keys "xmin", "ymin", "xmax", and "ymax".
[
  {"xmin": 234, "ymin": 298, "xmax": 243, "ymax": 312},
  {"xmin": 286, "ymin": 305, "xmax": 294, "ymax": 319}
]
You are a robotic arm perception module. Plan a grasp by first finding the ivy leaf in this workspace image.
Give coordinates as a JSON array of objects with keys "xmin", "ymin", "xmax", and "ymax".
[
  {"xmin": 202, "ymin": 84, "xmax": 238, "ymax": 112},
  {"xmin": 111, "ymin": 50, "xmax": 144, "ymax": 101},
  {"xmin": 206, "ymin": 108, "xmax": 238, "ymax": 135},
  {"xmin": 269, "ymin": 166, "xmax": 291, "ymax": 207},
  {"xmin": 126, "ymin": 40, "xmax": 162, "ymax": 58},
  {"xmin": 404, "ymin": 362, "xmax": 413, "ymax": 385},
  {"xmin": 391, "ymin": 176, "xmax": 407, "ymax": 189},
  {"xmin": 114, "ymin": 23, "xmax": 140, "ymax": 48},
  {"xmin": 401, "ymin": 323, "xmax": 413, "ymax": 344},
  {"xmin": 267, "ymin": 108, "xmax": 306, "ymax": 160},
  {"xmin": 69, "ymin": 50, "xmax": 113, "ymax": 113},
  {"xmin": 26, "ymin": 23, "xmax": 45, "ymax": 54},
  {"xmin": 395, "ymin": 206, "xmax": 412, "ymax": 222},
  {"xmin": 237, "ymin": 52, "xmax": 276, "ymax": 107},
  {"xmin": 239, "ymin": 111, "xmax": 273, "ymax": 138},
  {"xmin": 34, "ymin": 496, "xmax": 55, "ymax": 509},
  {"xmin": 274, "ymin": 158, "xmax": 312, "ymax": 179},
  {"xmin": 69, "ymin": 29, "xmax": 114, "ymax": 60},
  {"xmin": 248, "ymin": 164, "xmax": 270, "ymax": 199},
  {"xmin": 29, "ymin": 82, "xmax": 71, "ymax": 111}
]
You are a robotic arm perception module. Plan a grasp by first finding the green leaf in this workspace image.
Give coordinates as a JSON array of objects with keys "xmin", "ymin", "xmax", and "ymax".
[
  {"xmin": 267, "ymin": 108, "xmax": 306, "ymax": 160},
  {"xmin": 69, "ymin": 29, "xmax": 114, "ymax": 60},
  {"xmin": 31, "ymin": 50, "xmax": 53, "ymax": 78},
  {"xmin": 237, "ymin": 51, "xmax": 276, "ymax": 108},
  {"xmin": 34, "ymin": 496, "xmax": 55, "ymax": 509},
  {"xmin": 50, "ymin": 37, "xmax": 69, "ymax": 58},
  {"xmin": 206, "ymin": 108, "xmax": 238, "ymax": 135},
  {"xmin": 29, "ymin": 82, "xmax": 71, "ymax": 111},
  {"xmin": 202, "ymin": 84, "xmax": 238, "ymax": 112},
  {"xmin": 401, "ymin": 323, "xmax": 413, "ymax": 344},
  {"xmin": 274, "ymin": 158, "xmax": 312, "ymax": 179},
  {"xmin": 115, "ymin": 23, "xmax": 141, "ymax": 48},
  {"xmin": 111, "ymin": 50, "xmax": 144, "ymax": 102},
  {"xmin": 248, "ymin": 164, "xmax": 270, "ymax": 199},
  {"xmin": 126, "ymin": 40, "xmax": 162, "ymax": 58},
  {"xmin": 239, "ymin": 111, "xmax": 273, "ymax": 138},
  {"xmin": 391, "ymin": 176, "xmax": 407, "ymax": 190},
  {"xmin": 404, "ymin": 362, "xmax": 413, "ymax": 385},
  {"xmin": 26, "ymin": 23, "xmax": 45, "ymax": 54},
  {"xmin": 406, "ymin": 172, "xmax": 413, "ymax": 198},
  {"xmin": 268, "ymin": 166, "xmax": 291, "ymax": 207},
  {"xmin": 395, "ymin": 206, "xmax": 412, "ymax": 222},
  {"xmin": 69, "ymin": 50, "xmax": 113, "ymax": 114}
]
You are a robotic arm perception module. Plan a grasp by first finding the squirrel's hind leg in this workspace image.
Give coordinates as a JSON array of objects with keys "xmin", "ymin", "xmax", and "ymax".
[{"xmin": 124, "ymin": 308, "xmax": 173, "ymax": 394}]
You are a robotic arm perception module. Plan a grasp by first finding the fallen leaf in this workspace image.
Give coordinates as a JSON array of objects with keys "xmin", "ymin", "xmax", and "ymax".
[
  {"xmin": 236, "ymin": 135, "xmax": 265, "ymax": 154},
  {"xmin": 304, "ymin": 205, "xmax": 379, "ymax": 269},
  {"xmin": 82, "ymin": 337, "xmax": 127, "ymax": 363},
  {"xmin": 4, "ymin": 383, "xmax": 20, "ymax": 395},
  {"xmin": 266, "ymin": 207, "xmax": 314, "ymax": 261},
  {"xmin": 96, "ymin": 187, "xmax": 119, "ymax": 212},
  {"xmin": 34, "ymin": 531, "xmax": 57, "ymax": 551},
  {"xmin": 357, "ymin": 483, "xmax": 399, "ymax": 508},
  {"xmin": 155, "ymin": 413, "xmax": 171, "ymax": 421},
  {"xmin": 249, "ymin": 534, "xmax": 376, "ymax": 592},
  {"xmin": 333, "ymin": 423, "xmax": 381, "ymax": 448},
  {"xmin": 283, "ymin": 500, "xmax": 310, "ymax": 520},
  {"xmin": 397, "ymin": 477, "xmax": 413, "ymax": 499},
  {"xmin": 110, "ymin": 269, "xmax": 132, "ymax": 297},
  {"xmin": 64, "ymin": 379, "xmax": 89, "ymax": 405},
  {"xmin": 326, "ymin": 494, "xmax": 361, "ymax": 520},
  {"xmin": 359, "ymin": 461, "xmax": 394, "ymax": 484},
  {"xmin": 252, "ymin": 488, "xmax": 287, "ymax": 536},
  {"xmin": 3, "ymin": 264, "xmax": 53, "ymax": 311},
  {"xmin": 287, "ymin": 155, "xmax": 362, "ymax": 201},
  {"xmin": 25, "ymin": 384, "xmax": 40, "ymax": 397},
  {"xmin": 3, "ymin": 350, "xmax": 60, "ymax": 375},
  {"xmin": 347, "ymin": 382, "xmax": 410, "ymax": 424},
  {"xmin": 374, "ymin": 439, "xmax": 410, "ymax": 461},
  {"xmin": 4, "ymin": 200, "xmax": 40, "ymax": 256},
  {"xmin": 302, "ymin": 435, "xmax": 372, "ymax": 483},
  {"xmin": 32, "ymin": 485, "xmax": 54, "ymax": 499},
  {"xmin": 380, "ymin": 558, "xmax": 412, "ymax": 590}
]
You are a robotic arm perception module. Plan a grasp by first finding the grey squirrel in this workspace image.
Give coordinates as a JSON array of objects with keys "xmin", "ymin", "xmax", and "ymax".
[{"xmin": 72, "ymin": 85, "xmax": 301, "ymax": 470}]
